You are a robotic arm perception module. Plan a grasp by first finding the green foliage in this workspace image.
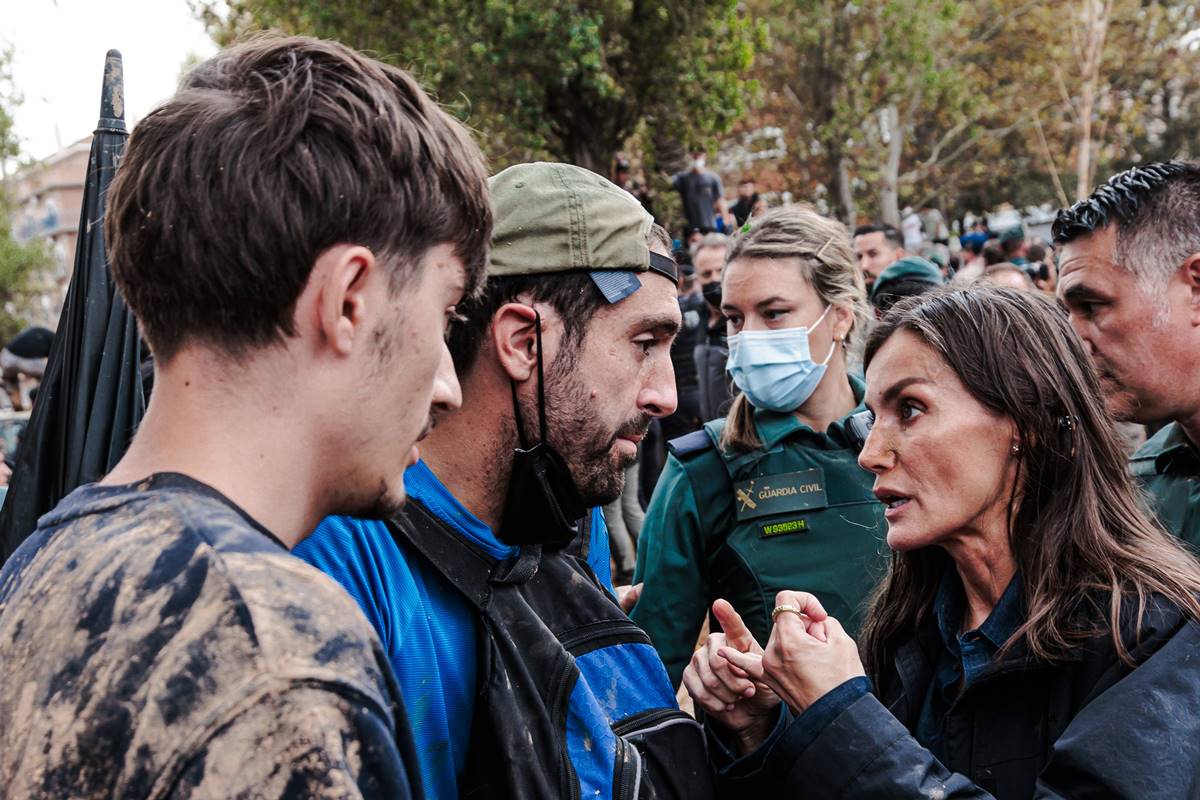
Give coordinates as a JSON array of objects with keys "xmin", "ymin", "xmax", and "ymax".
[
  {"xmin": 737, "ymin": 0, "xmax": 1200, "ymax": 222},
  {"xmin": 0, "ymin": 46, "xmax": 49, "ymax": 340},
  {"xmin": 191, "ymin": 0, "xmax": 1200, "ymax": 220},
  {"xmin": 0, "ymin": 46, "xmax": 19, "ymax": 168},
  {"xmin": 0, "ymin": 234, "xmax": 49, "ymax": 343},
  {"xmin": 193, "ymin": 0, "xmax": 763, "ymax": 173}
]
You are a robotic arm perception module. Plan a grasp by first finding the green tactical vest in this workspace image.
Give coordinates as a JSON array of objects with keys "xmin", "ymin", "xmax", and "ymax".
[
  {"xmin": 693, "ymin": 416, "xmax": 888, "ymax": 647},
  {"xmin": 1130, "ymin": 422, "xmax": 1200, "ymax": 550}
]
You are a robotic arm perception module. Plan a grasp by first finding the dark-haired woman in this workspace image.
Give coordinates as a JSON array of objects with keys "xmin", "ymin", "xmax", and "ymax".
[
  {"xmin": 688, "ymin": 285, "xmax": 1200, "ymax": 798},
  {"xmin": 630, "ymin": 206, "xmax": 888, "ymax": 691}
]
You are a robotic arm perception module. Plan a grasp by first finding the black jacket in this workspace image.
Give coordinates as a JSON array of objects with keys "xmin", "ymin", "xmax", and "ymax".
[
  {"xmin": 391, "ymin": 501, "xmax": 714, "ymax": 800},
  {"xmin": 693, "ymin": 313, "xmax": 732, "ymax": 423},
  {"xmin": 723, "ymin": 594, "xmax": 1200, "ymax": 798}
]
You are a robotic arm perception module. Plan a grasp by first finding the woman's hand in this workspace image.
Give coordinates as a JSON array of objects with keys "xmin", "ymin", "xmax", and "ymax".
[
  {"xmin": 721, "ymin": 590, "xmax": 865, "ymax": 715},
  {"xmin": 681, "ymin": 599, "xmax": 781, "ymax": 754}
]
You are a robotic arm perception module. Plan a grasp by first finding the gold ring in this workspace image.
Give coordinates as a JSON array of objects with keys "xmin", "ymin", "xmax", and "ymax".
[{"xmin": 771, "ymin": 604, "xmax": 804, "ymax": 621}]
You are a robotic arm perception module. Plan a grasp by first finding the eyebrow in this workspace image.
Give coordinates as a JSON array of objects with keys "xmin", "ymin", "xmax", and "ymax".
[
  {"xmin": 721, "ymin": 296, "xmax": 791, "ymax": 314},
  {"xmin": 878, "ymin": 376, "xmax": 934, "ymax": 406},
  {"xmin": 1060, "ymin": 283, "xmax": 1107, "ymax": 303},
  {"xmin": 635, "ymin": 313, "xmax": 681, "ymax": 338}
]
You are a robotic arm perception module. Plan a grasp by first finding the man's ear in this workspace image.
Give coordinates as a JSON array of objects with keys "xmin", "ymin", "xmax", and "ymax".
[
  {"xmin": 490, "ymin": 302, "xmax": 541, "ymax": 382},
  {"xmin": 310, "ymin": 244, "xmax": 377, "ymax": 356},
  {"xmin": 1183, "ymin": 252, "xmax": 1200, "ymax": 327}
]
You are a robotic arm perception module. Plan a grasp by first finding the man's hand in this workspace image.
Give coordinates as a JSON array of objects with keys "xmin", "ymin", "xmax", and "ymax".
[
  {"xmin": 721, "ymin": 591, "xmax": 864, "ymax": 715},
  {"xmin": 616, "ymin": 583, "xmax": 642, "ymax": 615},
  {"xmin": 682, "ymin": 599, "xmax": 780, "ymax": 754}
]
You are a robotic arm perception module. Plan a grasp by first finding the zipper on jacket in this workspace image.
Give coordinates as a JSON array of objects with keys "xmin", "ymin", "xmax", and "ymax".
[
  {"xmin": 612, "ymin": 735, "xmax": 644, "ymax": 799},
  {"xmin": 612, "ymin": 707, "xmax": 699, "ymax": 738},
  {"xmin": 548, "ymin": 655, "xmax": 582, "ymax": 800},
  {"xmin": 559, "ymin": 619, "xmax": 652, "ymax": 655}
]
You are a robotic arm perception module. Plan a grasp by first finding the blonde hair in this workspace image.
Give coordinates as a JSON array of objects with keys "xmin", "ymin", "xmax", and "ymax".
[{"xmin": 720, "ymin": 205, "xmax": 868, "ymax": 452}]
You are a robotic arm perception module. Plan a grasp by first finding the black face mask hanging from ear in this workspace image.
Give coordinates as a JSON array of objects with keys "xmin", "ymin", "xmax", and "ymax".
[{"xmin": 498, "ymin": 312, "xmax": 587, "ymax": 548}]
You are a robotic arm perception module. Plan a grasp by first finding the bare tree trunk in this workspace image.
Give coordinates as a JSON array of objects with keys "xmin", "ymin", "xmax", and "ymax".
[
  {"xmin": 1032, "ymin": 111, "xmax": 1070, "ymax": 208},
  {"xmin": 880, "ymin": 103, "xmax": 903, "ymax": 226},
  {"xmin": 832, "ymin": 151, "xmax": 856, "ymax": 225},
  {"xmin": 1075, "ymin": 0, "xmax": 1112, "ymax": 200}
]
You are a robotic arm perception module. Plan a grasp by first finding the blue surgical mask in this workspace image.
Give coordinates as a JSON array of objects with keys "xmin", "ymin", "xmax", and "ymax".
[{"xmin": 726, "ymin": 306, "xmax": 835, "ymax": 412}]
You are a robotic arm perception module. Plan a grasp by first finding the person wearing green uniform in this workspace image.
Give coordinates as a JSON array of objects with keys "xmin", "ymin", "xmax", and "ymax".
[
  {"xmin": 631, "ymin": 206, "xmax": 887, "ymax": 687},
  {"xmin": 1130, "ymin": 424, "xmax": 1200, "ymax": 547},
  {"xmin": 1053, "ymin": 161, "xmax": 1200, "ymax": 549}
]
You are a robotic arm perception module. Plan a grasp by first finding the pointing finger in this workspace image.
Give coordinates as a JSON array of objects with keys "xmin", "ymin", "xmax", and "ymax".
[{"xmin": 713, "ymin": 599, "xmax": 761, "ymax": 653}]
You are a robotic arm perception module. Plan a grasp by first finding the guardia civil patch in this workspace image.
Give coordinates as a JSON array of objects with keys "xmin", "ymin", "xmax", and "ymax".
[{"xmin": 734, "ymin": 468, "xmax": 828, "ymax": 521}]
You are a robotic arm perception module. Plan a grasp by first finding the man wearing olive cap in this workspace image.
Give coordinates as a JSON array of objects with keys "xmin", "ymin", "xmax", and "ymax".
[{"xmin": 297, "ymin": 162, "xmax": 714, "ymax": 799}]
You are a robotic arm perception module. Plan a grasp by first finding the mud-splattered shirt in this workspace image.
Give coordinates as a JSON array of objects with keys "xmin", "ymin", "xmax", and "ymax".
[{"xmin": 0, "ymin": 473, "xmax": 420, "ymax": 799}]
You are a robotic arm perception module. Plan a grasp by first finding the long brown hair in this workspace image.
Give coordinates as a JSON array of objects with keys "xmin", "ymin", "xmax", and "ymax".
[
  {"xmin": 719, "ymin": 206, "xmax": 868, "ymax": 452},
  {"xmin": 859, "ymin": 285, "xmax": 1200, "ymax": 680}
]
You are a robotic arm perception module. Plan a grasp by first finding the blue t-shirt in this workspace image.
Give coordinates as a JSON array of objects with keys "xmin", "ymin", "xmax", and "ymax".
[{"xmin": 294, "ymin": 460, "xmax": 613, "ymax": 800}]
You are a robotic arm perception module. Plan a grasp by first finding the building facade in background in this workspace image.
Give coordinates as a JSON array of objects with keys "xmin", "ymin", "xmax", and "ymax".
[{"xmin": 9, "ymin": 137, "xmax": 90, "ymax": 330}]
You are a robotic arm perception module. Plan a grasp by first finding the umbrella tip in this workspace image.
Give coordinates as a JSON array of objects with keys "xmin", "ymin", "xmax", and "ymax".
[{"xmin": 98, "ymin": 50, "xmax": 127, "ymax": 133}]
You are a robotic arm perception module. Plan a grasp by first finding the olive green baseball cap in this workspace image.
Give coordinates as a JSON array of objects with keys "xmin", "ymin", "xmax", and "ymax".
[{"xmin": 488, "ymin": 162, "xmax": 677, "ymax": 303}]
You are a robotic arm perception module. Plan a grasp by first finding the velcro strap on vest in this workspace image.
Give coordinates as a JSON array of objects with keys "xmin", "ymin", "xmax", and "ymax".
[{"xmin": 388, "ymin": 501, "xmax": 496, "ymax": 610}]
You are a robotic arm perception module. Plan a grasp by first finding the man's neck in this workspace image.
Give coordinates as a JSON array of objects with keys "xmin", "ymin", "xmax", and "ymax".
[
  {"xmin": 418, "ymin": 380, "xmax": 513, "ymax": 532},
  {"xmin": 792, "ymin": 357, "xmax": 857, "ymax": 433},
  {"xmin": 102, "ymin": 354, "xmax": 325, "ymax": 548},
  {"xmin": 1178, "ymin": 407, "xmax": 1200, "ymax": 453}
]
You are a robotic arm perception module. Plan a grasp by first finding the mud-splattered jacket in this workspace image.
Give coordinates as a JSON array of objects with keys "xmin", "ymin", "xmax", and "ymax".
[{"xmin": 0, "ymin": 473, "xmax": 421, "ymax": 799}]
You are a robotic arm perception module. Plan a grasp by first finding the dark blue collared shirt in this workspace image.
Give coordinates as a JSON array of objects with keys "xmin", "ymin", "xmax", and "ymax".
[{"xmin": 914, "ymin": 571, "xmax": 1024, "ymax": 761}]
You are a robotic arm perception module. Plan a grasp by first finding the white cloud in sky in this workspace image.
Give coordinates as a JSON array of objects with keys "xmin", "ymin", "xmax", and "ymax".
[{"xmin": 3, "ymin": 0, "xmax": 219, "ymax": 161}]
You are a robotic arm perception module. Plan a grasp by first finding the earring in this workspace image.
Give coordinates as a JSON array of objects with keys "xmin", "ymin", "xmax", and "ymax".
[{"xmin": 1010, "ymin": 443, "xmax": 1021, "ymax": 456}]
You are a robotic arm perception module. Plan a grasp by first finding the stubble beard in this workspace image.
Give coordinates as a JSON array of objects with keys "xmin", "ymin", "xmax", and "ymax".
[{"xmin": 538, "ymin": 360, "xmax": 643, "ymax": 508}]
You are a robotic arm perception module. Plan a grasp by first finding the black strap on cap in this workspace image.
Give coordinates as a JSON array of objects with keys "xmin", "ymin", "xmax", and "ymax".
[{"xmin": 649, "ymin": 251, "xmax": 678, "ymax": 283}]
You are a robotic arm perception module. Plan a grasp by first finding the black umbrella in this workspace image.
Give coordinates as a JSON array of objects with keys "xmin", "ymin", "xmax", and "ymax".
[{"xmin": 0, "ymin": 50, "xmax": 145, "ymax": 563}]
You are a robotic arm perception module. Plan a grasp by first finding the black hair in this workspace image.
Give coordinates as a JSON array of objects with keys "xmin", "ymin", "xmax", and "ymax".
[
  {"xmin": 853, "ymin": 224, "xmax": 904, "ymax": 250},
  {"xmin": 872, "ymin": 277, "xmax": 939, "ymax": 313},
  {"xmin": 982, "ymin": 243, "xmax": 1006, "ymax": 266},
  {"xmin": 1052, "ymin": 161, "xmax": 1200, "ymax": 245},
  {"xmin": 447, "ymin": 272, "xmax": 605, "ymax": 377}
]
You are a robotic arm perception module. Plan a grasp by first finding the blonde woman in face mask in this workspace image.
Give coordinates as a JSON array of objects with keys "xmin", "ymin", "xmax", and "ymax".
[{"xmin": 630, "ymin": 207, "xmax": 888, "ymax": 725}]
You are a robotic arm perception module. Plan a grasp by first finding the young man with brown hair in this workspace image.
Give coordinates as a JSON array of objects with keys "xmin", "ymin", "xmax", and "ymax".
[{"xmin": 0, "ymin": 35, "xmax": 492, "ymax": 798}]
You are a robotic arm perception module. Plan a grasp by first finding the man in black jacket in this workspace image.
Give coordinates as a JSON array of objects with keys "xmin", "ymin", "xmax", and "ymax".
[{"xmin": 692, "ymin": 233, "xmax": 734, "ymax": 421}]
